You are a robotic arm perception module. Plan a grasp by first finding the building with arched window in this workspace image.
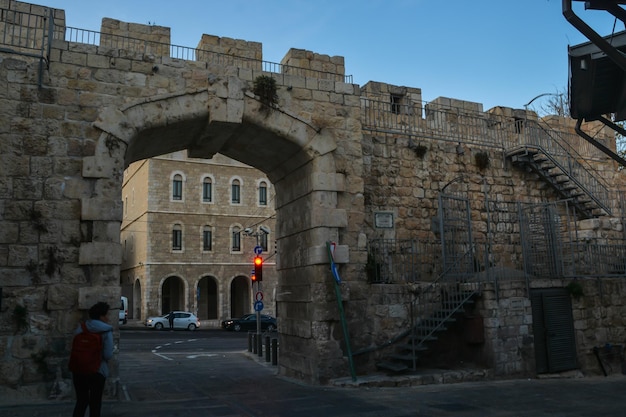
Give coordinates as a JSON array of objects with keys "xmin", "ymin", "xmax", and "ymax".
[{"xmin": 121, "ymin": 151, "xmax": 276, "ymax": 327}]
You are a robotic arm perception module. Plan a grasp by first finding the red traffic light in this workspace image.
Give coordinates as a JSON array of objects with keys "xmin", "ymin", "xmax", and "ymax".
[
  {"xmin": 254, "ymin": 256, "xmax": 263, "ymax": 281},
  {"xmin": 251, "ymin": 273, "xmax": 257, "ymax": 282}
]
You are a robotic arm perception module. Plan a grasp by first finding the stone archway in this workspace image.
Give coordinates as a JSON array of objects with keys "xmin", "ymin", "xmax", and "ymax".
[
  {"xmin": 88, "ymin": 78, "xmax": 361, "ymax": 383},
  {"xmin": 161, "ymin": 276, "xmax": 185, "ymax": 314},
  {"xmin": 197, "ymin": 275, "xmax": 218, "ymax": 320},
  {"xmin": 230, "ymin": 275, "xmax": 250, "ymax": 318}
]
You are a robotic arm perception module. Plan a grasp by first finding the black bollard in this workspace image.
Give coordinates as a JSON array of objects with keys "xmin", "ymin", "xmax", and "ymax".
[
  {"xmin": 257, "ymin": 333, "xmax": 263, "ymax": 357},
  {"xmin": 248, "ymin": 331, "xmax": 253, "ymax": 352},
  {"xmin": 265, "ymin": 335, "xmax": 271, "ymax": 362},
  {"xmin": 252, "ymin": 333, "xmax": 258, "ymax": 354}
]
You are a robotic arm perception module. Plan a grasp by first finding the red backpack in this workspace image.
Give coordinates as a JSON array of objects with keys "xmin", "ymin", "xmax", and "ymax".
[{"xmin": 68, "ymin": 322, "xmax": 103, "ymax": 374}]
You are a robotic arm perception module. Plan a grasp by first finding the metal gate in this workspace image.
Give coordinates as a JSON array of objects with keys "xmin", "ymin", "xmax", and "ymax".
[
  {"xmin": 438, "ymin": 193, "xmax": 475, "ymax": 278},
  {"xmin": 531, "ymin": 288, "xmax": 578, "ymax": 373},
  {"xmin": 519, "ymin": 201, "xmax": 578, "ymax": 278}
]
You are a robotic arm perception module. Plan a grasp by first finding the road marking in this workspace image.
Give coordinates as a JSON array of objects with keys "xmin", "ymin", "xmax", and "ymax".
[
  {"xmin": 152, "ymin": 350, "xmax": 173, "ymax": 361},
  {"xmin": 187, "ymin": 353, "xmax": 218, "ymax": 359}
]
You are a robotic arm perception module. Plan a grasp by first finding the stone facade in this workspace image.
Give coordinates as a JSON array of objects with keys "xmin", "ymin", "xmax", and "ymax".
[
  {"xmin": 120, "ymin": 151, "xmax": 277, "ymax": 325},
  {"xmin": 1, "ymin": 0, "xmax": 626, "ymax": 401}
]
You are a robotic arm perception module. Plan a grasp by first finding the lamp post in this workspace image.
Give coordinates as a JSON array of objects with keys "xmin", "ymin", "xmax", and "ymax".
[{"xmin": 523, "ymin": 92, "xmax": 565, "ymax": 115}]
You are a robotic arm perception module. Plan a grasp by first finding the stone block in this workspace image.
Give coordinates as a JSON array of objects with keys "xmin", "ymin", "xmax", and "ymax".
[
  {"xmin": 81, "ymin": 198, "xmax": 123, "ymax": 221},
  {"xmin": 82, "ymin": 155, "xmax": 115, "ymax": 179},
  {"xmin": 47, "ymin": 284, "xmax": 79, "ymax": 311},
  {"xmin": 306, "ymin": 243, "xmax": 349, "ymax": 265},
  {"xmin": 77, "ymin": 286, "xmax": 120, "ymax": 310},
  {"xmin": 78, "ymin": 242, "xmax": 122, "ymax": 265}
]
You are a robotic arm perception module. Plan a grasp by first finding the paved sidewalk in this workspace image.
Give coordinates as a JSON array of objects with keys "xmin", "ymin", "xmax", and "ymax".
[{"xmin": 2, "ymin": 372, "xmax": 626, "ymax": 417}]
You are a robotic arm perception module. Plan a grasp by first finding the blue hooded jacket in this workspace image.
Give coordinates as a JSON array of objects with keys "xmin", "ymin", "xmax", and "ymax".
[{"xmin": 74, "ymin": 319, "xmax": 114, "ymax": 377}]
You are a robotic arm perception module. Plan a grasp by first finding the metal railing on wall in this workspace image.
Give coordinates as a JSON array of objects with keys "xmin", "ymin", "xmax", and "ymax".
[
  {"xmin": 361, "ymin": 97, "xmax": 613, "ymax": 161},
  {"xmin": 62, "ymin": 26, "xmax": 353, "ymax": 83},
  {"xmin": 367, "ymin": 239, "xmax": 441, "ymax": 283},
  {"xmin": 368, "ymin": 197, "xmax": 626, "ymax": 288},
  {"xmin": 0, "ymin": 6, "xmax": 53, "ymax": 86}
]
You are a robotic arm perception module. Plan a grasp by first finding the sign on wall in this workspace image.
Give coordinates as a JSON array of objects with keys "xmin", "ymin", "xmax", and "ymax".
[{"xmin": 374, "ymin": 212, "xmax": 394, "ymax": 228}]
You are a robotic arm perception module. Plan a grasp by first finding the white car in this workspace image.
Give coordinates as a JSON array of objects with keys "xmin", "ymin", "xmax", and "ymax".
[{"xmin": 144, "ymin": 311, "xmax": 200, "ymax": 331}]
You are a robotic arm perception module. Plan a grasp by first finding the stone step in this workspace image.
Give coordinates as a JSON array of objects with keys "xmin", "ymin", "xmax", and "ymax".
[{"xmin": 376, "ymin": 361, "xmax": 408, "ymax": 373}]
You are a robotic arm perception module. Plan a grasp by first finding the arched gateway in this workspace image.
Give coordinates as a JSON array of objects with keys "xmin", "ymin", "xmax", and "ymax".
[
  {"xmin": 88, "ymin": 64, "xmax": 363, "ymax": 390},
  {"xmin": 92, "ymin": 75, "xmax": 359, "ymax": 384}
]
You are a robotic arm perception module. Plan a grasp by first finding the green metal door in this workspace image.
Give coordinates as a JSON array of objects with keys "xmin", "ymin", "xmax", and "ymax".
[{"xmin": 531, "ymin": 288, "xmax": 577, "ymax": 373}]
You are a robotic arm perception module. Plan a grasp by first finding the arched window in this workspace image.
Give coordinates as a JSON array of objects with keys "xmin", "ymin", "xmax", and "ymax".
[
  {"xmin": 203, "ymin": 226, "xmax": 212, "ymax": 251},
  {"xmin": 231, "ymin": 226, "xmax": 241, "ymax": 252},
  {"xmin": 172, "ymin": 174, "xmax": 183, "ymax": 201},
  {"xmin": 259, "ymin": 181, "xmax": 268, "ymax": 206},
  {"xmin": 260, "ymin": 228, "xmax": 269, "ymax": 252},
  {"xmin": 231, "ymin": 179, "xmax": 241, "ymax": 204},
  {"xmin": 172, "ymin": 224, "xmax": 182, "ymax": 251},
  {"xmin": 202, "ymin": 177, "xmax": 212, "ymax": 203}
]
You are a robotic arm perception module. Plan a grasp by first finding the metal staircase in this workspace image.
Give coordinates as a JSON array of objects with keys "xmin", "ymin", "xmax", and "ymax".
[
  {"xmin": 507, "ymin": 147, "xmax": 605, "ymax": 219},
  {"xmin": 377, "ymin": 287, "xmax": 478, "ymax": 373},
  {"xmin": 505, "ymin": 120, "xmax": 612, "ymax": 219},
  {"xmin": 376, "ymin": 249, "xmax": 480, "ymax": 373}
]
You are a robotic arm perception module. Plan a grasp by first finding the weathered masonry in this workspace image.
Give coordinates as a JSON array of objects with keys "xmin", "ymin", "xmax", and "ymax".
[{"xmin": 2, "ymin": 0, "xmax": 626, "ymax": 400}]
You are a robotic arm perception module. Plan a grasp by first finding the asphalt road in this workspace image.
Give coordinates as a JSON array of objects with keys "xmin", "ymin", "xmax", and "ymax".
[{"xmin": 2, "ymin": 328, "xmax": 626, "ymax": 416}]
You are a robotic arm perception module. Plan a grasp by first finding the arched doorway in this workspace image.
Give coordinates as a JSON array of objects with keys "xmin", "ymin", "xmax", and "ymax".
[
  {"xmin": 230, "ymin": 275, "xmax": 250, "ymax": 318},
  {"xmin": 197, "ymin": 275, "xmax": 218, "ymax": 320},
  {"xmin": 162, "ymin": 276, "xmax": 184, "ymax": 314}
]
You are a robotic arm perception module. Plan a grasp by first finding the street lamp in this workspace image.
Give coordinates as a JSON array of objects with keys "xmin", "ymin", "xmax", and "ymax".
[{"xmin": 523, "ymin": 92, "xmax": 561, "ymax": 111}]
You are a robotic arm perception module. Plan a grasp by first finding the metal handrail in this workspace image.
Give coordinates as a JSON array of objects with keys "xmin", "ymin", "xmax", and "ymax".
[
  {"xmin": 505, "ymin": 120, "xmax": 613, "ymax": 215},
  {"xmin": 355, "ymin": 246, "xmax": 478, "ymax": 358},
  {"xmin": 61, "ymin": 26, "xmax": 353, "ymax": 83}
]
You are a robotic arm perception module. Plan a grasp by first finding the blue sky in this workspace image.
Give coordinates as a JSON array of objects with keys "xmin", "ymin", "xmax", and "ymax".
[{"xmin": 38, "ymin": 0, "xmax": 622, "ymax": 111}]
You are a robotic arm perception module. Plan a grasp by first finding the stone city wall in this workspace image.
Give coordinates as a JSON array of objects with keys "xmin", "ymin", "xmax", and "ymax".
[{"xmin": 2, "ymin": 0, "xmax": 626, "ymax": 401}]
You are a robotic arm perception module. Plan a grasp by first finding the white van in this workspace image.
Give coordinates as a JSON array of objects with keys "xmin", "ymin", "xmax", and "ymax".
[{"xmin": 119, "ymin": 296, "xmax": 128, "ymax": 325}]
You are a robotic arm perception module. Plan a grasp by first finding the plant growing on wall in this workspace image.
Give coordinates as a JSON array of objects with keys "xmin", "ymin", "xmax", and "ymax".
[
  {"xmin": 253, "ymin": 75, "xmax": 278, "ymax": 108},
  {"xmin": 566, "ymin": 280, "xmax": 584, "ymax": 300},
  {"xmin": 474, "ymin": 151, "xmax": 490, "ymax": 170},
  {"xmin": 414, "ymin": 144, "xmax": 428, "ymax": 159}
]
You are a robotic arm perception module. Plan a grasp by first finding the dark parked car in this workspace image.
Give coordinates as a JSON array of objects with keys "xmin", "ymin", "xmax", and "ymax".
[{"xmin": 221, "ymin": 314, "xmax": 276, "ymax": 332}]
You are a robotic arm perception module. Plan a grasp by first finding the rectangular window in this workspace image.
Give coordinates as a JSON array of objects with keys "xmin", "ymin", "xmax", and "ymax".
[
  {"xmin": 203, "ymin": 230, "xmax": 212, "ymax": 251},
  {"xmin": 259, "ymin": 185, "xmax": 267, "ymax": 206},
  {"xmin": 260, "ymin": 233, "xmax": 268, "ymax": 252},
  {"xmin": 172, "ymin": 229, "xmax": 182, "ymax": 250},
  {"xmin": 232, "ymin": 230, "xmax": 241, "ymax": 251},
  {"xmin": 231, "ymin": 183, "xmax": 240, "ymax": 204},
  {"xmin": 202, "ymin": 182, "xmax": 212, "ymax": 202},
  {"xmin": 173, "ymin": 179, "xmax": 182, "ymax": 200},
  {"xmin": 391, "ymin": 95, "xmax": 402, "ymax": 115}
]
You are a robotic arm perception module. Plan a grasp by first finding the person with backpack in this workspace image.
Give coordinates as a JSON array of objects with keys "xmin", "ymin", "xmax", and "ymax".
[{"xmin": 69, "ymin": 301, "xmax": 113, "ymax": 417}]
